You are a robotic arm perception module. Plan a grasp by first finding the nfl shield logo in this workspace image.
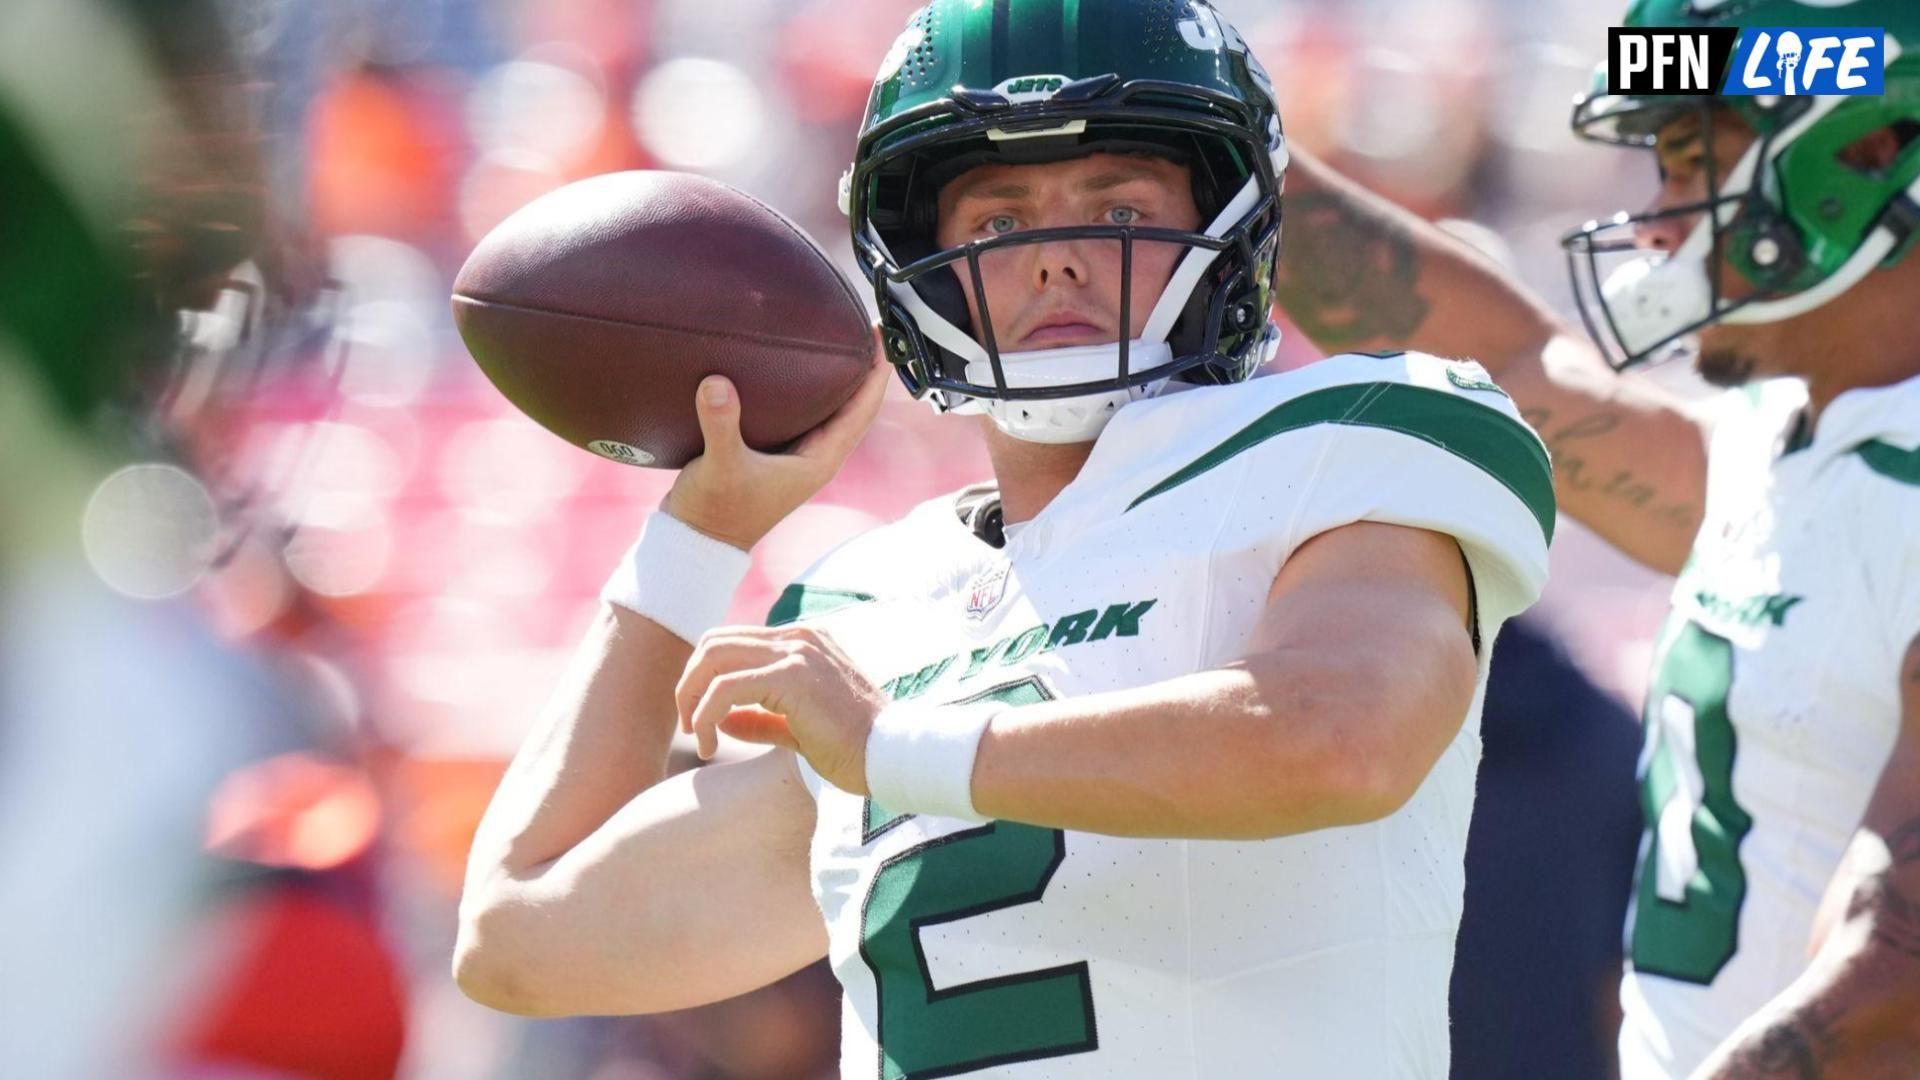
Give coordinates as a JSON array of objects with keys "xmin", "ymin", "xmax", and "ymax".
[{"xmin": 964, "ymin": 564, "xmax": 1009, "ymax": 620}]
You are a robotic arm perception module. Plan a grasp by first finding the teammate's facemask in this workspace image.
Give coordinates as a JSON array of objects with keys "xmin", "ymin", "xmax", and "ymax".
[
  {"xmin": 1561, "ymin": 0, "xmax": 1920, "ymax": 372},
  {"xmin": 843, "ymin": 0, "xmax": 1287, "ymax": 443}
]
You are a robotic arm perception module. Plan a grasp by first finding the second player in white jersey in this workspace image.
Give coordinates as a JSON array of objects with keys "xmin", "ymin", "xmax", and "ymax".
[
  {"xmin": 1620, "ymin": 372, "xmax": 1920, "ymax": 1076},
  {"xmin": 1266, "ymin": 0, "xmax": 1920, "ymax": 1067},
  {"xmin": 774, "ymin": 352, "xmax": 1552, "ymax": 1078}
]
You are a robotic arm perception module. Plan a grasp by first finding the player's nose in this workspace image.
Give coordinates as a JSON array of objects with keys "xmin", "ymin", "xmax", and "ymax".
[
  {"xmin": 1631, "ymin": 198, "xmax": 1698, "ymax": 254},
  {"xmin": 1032, "ymin": 240, "xmax": 1086, "ymax": 288},
  {"xmin": 1029, "ymin": 231, "xmax": 1090, "ymax": 288}
]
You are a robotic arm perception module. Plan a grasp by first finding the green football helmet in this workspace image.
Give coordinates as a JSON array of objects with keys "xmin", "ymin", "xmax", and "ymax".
[
  {"xmin": 1563, "ymin": 0, "xmax": 1920, "ymax": 370},
  {"xmin": 841, "ymin": 0, "xmax": 1287, "ymax": 442}
]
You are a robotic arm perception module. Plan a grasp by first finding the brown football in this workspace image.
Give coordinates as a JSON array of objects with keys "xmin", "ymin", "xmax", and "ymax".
[{"xmin": 451, "ymin": 170, "xmax": 874, "ymax": 469}]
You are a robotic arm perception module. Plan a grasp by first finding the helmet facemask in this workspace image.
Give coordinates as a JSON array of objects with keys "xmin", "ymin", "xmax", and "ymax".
[{"xmin": 1562, "ymin": 101, "xmax": 1789, "ymax": 371}]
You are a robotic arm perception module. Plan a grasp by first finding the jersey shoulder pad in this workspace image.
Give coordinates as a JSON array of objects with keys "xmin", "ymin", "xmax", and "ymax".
[
  {"xmin": 1124, "ymin": 351, "xmax": 1553, "ymax": 623},
  {"xmin": 1132, "ymin": 351, "xmax": 1551, "ymax": 532},
  {"xmin": 1124, "ymin": 349, "xmax": 1534, "ymax": 453},
  {"xmin": 1283, "ymin": 349, "xmax": 1525, "ymax": 405}
]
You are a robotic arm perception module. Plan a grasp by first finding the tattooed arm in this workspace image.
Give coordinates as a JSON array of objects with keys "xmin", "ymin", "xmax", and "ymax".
[
  {"xmin": 1274, "ymin": 148, "xmax": 1708, "ymax": 575},
  {"xmin": 1691, "ymin": 635, "xmax": 1920, "ymax": 1079}
]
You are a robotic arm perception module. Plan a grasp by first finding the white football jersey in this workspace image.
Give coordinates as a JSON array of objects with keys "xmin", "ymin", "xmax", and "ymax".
[
  {"xmin": 771, "ymin": 353, "xmax": 1552, "ymax": 1079},
  {"xmin": 1618, "ymin": 373, "xmax": 1920, "ymax": 1078}
]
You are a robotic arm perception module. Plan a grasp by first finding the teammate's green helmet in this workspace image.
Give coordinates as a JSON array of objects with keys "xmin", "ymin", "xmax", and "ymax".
[
  {"xmin": 841, "ymin": 0, "xmax": 1287, "ymax": 442},
  {"xmin": 1563, "ymin": 0, "xmax": 1920, "ymax": 370}
]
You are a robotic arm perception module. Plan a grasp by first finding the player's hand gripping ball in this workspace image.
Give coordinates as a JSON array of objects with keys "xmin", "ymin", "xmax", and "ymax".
[
  {"xmin": 452, "ymin": 170, "xmax": 876, "ymax": 469},
  {"xmin": 674, "ymin": 624, "xmax": 887, "ymax": 795}
]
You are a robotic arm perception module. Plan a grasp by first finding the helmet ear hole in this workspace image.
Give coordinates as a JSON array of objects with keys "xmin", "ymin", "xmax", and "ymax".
[
  {"xmin": 1730, "ymin": 215, "xmax": 1808, "ymax": 289},
  {"xmin": 1836, "ymin": 120, "xmax": 1920, "ymax": 177}
]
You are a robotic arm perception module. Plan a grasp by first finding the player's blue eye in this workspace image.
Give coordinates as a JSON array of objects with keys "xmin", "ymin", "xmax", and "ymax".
[
  {"xmin": 1107, "ymin": 206, "xmax": 1141, "ymax": 226},
  {"xmin": 986, "ymin": 214, "xmax": 1019, "ymax": 235}
]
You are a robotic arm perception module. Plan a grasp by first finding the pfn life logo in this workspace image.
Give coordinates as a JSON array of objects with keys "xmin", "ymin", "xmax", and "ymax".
[
  {"xmin": 1725, "ymin": 29, "xmax": 1884, "ymax": 96},
  {"xmin": 1607, "ymin": 26, "xmax": 1885, "ymax": 96}
]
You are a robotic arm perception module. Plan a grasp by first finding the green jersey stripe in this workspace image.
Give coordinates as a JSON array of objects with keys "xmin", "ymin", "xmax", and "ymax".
[
  {"xmin": 1858, "ymin": 439, "xmax": 1920, "ymax": 486},
  {"xmin": 1126, "ymin": 381, "xmax": 1556, "ymax": 545},
  {"xmin": 767, "ymin": 585, "xmax": 877, "ymax": 627}
]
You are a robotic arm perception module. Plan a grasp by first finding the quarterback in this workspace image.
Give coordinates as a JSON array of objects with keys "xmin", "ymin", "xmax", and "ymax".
[
  {"xmin": 456, "ymin": 1, "xmax": 1552, "ymax": 1076},
  {"xmin": 1271, "ymin": 0, "xmax": 1920, "ymax": 1076}
]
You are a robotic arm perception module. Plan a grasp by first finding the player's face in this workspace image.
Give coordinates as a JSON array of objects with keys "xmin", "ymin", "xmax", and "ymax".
[
  {"xmin": 1636, "ymin": 109, "xmax": 1778, "ymax": 387},
  {"xmin": 934, "ymin": 153, "xmax": 1202, "ymax": 351}
]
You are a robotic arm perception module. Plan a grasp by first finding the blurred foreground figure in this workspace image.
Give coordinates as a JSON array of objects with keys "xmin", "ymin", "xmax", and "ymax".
[{"xmin": 0, "ymin": 2, "xmax": 402, "ymax": 1076}]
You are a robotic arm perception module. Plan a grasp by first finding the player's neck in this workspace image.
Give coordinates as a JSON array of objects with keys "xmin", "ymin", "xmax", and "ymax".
[
  {"xmin": 977, "ymin": 418, "xmax": 1097, "ymax": 528},
  {"xmin": 1798, "ymin": 263, "xmax": 1920, "ymax": 423}
]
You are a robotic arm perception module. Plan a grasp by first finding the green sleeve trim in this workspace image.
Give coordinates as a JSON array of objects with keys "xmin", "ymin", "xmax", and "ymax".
[
  {"xmin": 1126, "ymin": 380, "xmax": 1556, "ymax": 545},
  {"xmin": 766, "ymin": 584, "xmax": 877, "ymax": 627},
  {"xmin": 1858, "ymin": 439, "xmax": 1920, "ymax": 486}
]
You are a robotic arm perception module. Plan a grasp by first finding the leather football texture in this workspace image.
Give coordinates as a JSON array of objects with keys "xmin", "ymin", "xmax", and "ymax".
[{"xmin": 453, "ymin": 170, "xmax": 874, "ymax": 468}]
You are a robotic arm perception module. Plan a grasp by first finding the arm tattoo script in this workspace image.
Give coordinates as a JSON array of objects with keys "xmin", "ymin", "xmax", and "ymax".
[
  {"xmin": 1272, "ymin": 192, "xmax": 1432, "ymax": 350},
  {"xmin": 1520, "ymin": 406, "xmax": 1701, "ymax": 531}
]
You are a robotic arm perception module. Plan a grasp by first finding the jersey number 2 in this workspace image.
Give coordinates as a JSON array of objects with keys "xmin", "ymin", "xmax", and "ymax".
[
  {"xmin": 858, "ymin": 678, "xmax": 1097, "ymax": 1080},
  {"xmin": 1631, "ymin": 619, "xmax": 1754, "ymax": 985}
]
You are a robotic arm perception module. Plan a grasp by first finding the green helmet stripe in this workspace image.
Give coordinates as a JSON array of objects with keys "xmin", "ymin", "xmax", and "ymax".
[
  {"xmin": 1020, "ymin": 0, "xmax": 1063, "ymax": 81},
  {"xmin": 1062, "ymin": 0, "xmax": 1082, "ymax": 72},
  {"xmin": 985, "ymin": 0, "xmax": 1009, "ymax": 82}
]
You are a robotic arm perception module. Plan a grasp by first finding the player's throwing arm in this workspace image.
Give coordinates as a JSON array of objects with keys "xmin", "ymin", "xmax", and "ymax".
[{"xmin": 454, "ymin": 352, "xmax": 893, "ymax": 1017}]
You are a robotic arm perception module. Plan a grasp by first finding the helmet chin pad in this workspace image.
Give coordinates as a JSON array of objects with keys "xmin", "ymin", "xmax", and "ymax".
[
  {"xmin": 961, "ymin": 339, "xmax": 1175, "ymax": 443},
  {"xmin": 1601, "ymin": 254, "xmax": 1713, "ymax": 358}
]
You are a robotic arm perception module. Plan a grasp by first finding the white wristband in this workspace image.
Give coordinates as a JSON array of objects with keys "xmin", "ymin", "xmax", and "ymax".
[
  {"xmin": 864, "ymin": 701, "xmax": 1000, "ymax": 823},
  {"xmin": 600, "ymin": 512, "xmax": 752, "ymax": 644}
]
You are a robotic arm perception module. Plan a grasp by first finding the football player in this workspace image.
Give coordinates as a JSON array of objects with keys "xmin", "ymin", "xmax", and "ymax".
[
  {"xmin": 456, "ymin": 1, "xmax": 1553, "ymax": 1075},
  {"xmin": 1269, "ymin": 1, "xmax": 1920, "ymax": 1076}
]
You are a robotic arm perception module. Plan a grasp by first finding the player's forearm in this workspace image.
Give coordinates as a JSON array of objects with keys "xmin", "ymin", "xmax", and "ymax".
[
  {"xmin": 967, "ymin": 640, "xmax": 1469, "ymax": 840},
  {"xmin": 1274, "ymin": 147, "xmax": 1565, "ymax": 376},
  {"xmin": 464, "ymin": 605, "xmax": 691, "ymax": 890},
  {"xmin": 1692, "ymin": 860, "xmax": 1920, "ymax": 1078}
]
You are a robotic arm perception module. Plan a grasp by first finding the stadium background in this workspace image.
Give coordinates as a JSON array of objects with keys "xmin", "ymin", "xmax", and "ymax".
[{"xmin": 14, "ymin": 0, "xmax": 1710, "ymax": 1075}]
